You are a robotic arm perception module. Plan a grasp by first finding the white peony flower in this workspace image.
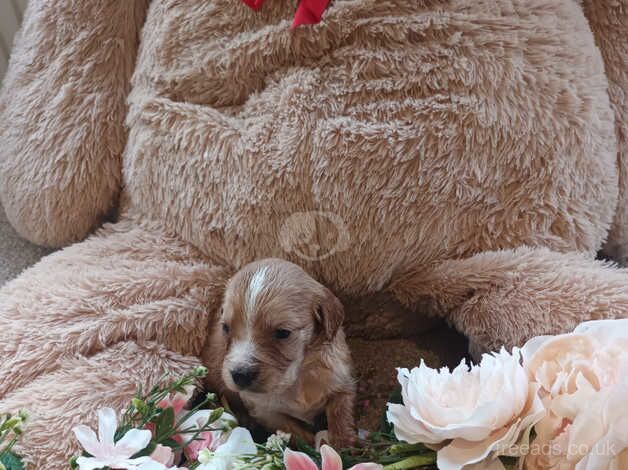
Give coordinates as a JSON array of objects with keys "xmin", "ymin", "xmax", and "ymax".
[
  {"xmin": 522, "ymin": 319, "xmax": 628, "ymax": 470},
  {"xmin": 387, "ymin": 348, "xmax": 545, "ymax": 470},
  {"xmin": 522, "ymin": 319, "xmax": 628, "ymax": 398},
  {"xmin": 196, "ymin": 427, "xmax": 257, "ymax": 470},
  {"xmin": 72, "ymin": 407, "xmax": 152, "ymax": 470}
]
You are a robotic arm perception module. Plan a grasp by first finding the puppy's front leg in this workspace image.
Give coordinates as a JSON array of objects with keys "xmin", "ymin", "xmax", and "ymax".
[{"xmin": 326, "ymin": 390, "xmax": 356, "ymax": 448}]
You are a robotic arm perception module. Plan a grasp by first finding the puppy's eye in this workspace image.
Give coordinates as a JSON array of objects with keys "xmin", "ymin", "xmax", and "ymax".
[
  {"xmin": 274, "ymin": 329, "xmax": 291, "ymax": 340},
  {"xmin": 222, "ymin": 323, "xmax": 230, "ymax": 335}
]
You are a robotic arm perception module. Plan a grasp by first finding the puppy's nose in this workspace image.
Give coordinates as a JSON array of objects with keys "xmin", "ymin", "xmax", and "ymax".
[{"xmin": 230, "ymin": 366, "xmax": 259, "ymax": 389}]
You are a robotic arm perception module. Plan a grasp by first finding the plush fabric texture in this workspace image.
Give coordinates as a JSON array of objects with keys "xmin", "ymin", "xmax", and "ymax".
[
  {"xmin": 586, "ymin": 0, "xmax": 628, "ymax": 263},
  {"xmin": 0, "ymin": 220, "xmax": 218, "ymax": 466},
  {"xmin": 126, "ymin": 0, "xmax": 617, "ymax": 294},
  {"xmin": 0, "ymin": 0, "xmax": 148, "ymax": 247},
  {"xmin": 390, "ymin": 247, "xmax": 628, "ymax": 351},
  {"xmin": 0, "ymin": 0, "xmax": 626, "ymax": 466}
]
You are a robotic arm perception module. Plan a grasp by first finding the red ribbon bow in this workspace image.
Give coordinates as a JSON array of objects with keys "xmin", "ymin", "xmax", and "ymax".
[{"xmin": 241, "ymin": 0, "xmax": 330, "ymax": 30}]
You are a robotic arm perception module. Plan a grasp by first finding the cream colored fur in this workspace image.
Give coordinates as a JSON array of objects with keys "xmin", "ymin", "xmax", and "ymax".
[{"xmin": 0, "ymin": 0, "xmax": 626, "ymax": 466}]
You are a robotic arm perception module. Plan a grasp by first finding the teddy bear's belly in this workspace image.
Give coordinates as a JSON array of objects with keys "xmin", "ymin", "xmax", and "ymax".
[
  {"xmin": 124, "ymin": 93, "xmax": 615, "ymax": 296},
  {"xmin": 123, "ymin": 0, "xmax": 618, "ymax": 294}
]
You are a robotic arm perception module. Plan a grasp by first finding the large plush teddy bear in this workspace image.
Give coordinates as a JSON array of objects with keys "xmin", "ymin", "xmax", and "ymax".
[{"xmin": 0, "ymin": 0, "xmax": 626, "ymax": 466}]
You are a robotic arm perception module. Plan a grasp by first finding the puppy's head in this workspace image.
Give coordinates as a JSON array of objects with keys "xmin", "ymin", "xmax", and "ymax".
[{"xmin": 219, "ymin": 258, "xmax": 344, "ymax": 394}]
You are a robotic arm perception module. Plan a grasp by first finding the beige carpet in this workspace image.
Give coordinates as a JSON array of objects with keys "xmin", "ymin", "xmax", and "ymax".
[{"xmin": 0, "ymin": 205, "xmax": 52, "ymax": 286}]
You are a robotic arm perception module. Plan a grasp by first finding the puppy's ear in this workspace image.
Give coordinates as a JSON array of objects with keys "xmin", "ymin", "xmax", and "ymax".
[{"xmin": 315, "ymin": 288, "xmax": 345, "ymax": 341}]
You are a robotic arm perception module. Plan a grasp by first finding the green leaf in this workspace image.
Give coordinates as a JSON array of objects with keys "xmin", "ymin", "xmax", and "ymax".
[
  {"xmin": 160, "ymin": 438, "xmax": 180, "ymax": 449},
  {"xmin": 155, "ymin": 407, "xmax": 175, "ymax": 440},
  {"xmin": 207, "ymin": 407, "xmax": 224, "ymax": 424},
  {"xmin": 0, "ymin": 451, "xmax": 24, "ymax": 470}
]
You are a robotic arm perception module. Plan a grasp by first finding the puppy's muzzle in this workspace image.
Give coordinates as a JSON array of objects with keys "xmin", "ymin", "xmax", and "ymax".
[{"xmin": 230, "ymin": 366, "xmax": 260, "ymax": 389}]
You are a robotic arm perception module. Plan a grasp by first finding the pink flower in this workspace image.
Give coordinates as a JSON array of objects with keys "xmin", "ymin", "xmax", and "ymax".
[
  {"xmin": 284, "ymin": 444, "xmax": 382, "ymax": 470},
  {"xmin": 183, "ymin": 431, "xmax": 213, "ymax": 461},
  {"xmin": 177, "ymin": 409, "xmax": 237, "ymax": 460},
  {"xmin": 158, "ymin": 393, "xmax": 189, "ymax": 416},
  {"xmin": 145, "ymin": 422, "xmax": 157, "ymax": 437},
  {"xmin": 146, "ymin": 391, "xmax": 190, "ymax": 438},
  {"xmin": 150, "ymin": 444, "xmax": 175, "ymax": 466}
]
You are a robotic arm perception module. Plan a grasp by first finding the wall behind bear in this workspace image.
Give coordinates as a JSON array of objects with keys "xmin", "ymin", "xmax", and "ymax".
[{"xmin": 0, "ymin": 0, "xmax": 26, "ymax": 80}]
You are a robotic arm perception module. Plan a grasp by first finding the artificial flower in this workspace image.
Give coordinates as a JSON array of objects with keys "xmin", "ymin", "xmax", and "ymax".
[
  {"xmin": 184, "ymin": 431, "xmax": 213, "ymax": 462},
  {"xmin": 387, "ymin": 348, "xmax": 545, "ymax": 470},
  {"xmin": 522, "ymin": 319, "xmax": 628, "ymax": 469},
  {"xmin": 265, "ymin": 431, "xmax": 291, "ymax": 452},
  {"xmin": 145, "ymin": 390, "xmax": 193, "ymax": 438},
  {"xmin": 521, "ymin": 319, "xmax": 628, "ymax": 397},
  {"xmin": 196, "ymin": 427, "xmax": 257, "ymax": 470},
  {"xmin": 178, "ymin": 409, "xmax": 237, "ymax": 460},
  {"xmin": 72, "ymin": 407, "xmax": 152, "ymax": 470},
  {"xmin": 314, "ymin": 430, "xmax": 329, "ymax": 450},
  {"xmin": 158, "ymin": 389, "xmax": 193, "ymax": 417},
  {"xmin": 150, "ymin": 444, "xmax": 175, "ymax": 466},
  {"xmin": 283, "ymin": 444, "xmax": 382, "ymax": 470},
  {"xmin": 137, "ymin": 459, "xmax": 188, "ymax": 470}
]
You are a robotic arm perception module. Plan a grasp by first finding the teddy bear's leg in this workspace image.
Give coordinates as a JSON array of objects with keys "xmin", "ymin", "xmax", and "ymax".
[
  {"xmin": 0, "ymin": 0, "xmax": 149, "ymax": 247},
  {"xmin": 0, "ymin": 341, "xmax": 200, "ymax": 468},
  {"xmin": 389, "ymin": 247, "xmax": 628, "ymax": 353},
  {"xmin": 583, "ymin": 0, "xmax": 628, "ymax": 265},
  {"xmin": 0, "ymin": 219, "xmax": 231, "ymax": 464}
]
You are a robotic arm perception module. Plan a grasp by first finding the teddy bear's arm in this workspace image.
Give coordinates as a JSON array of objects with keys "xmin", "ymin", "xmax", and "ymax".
[
  {"xmin": 0, "ymin": 0, "xmax": 150, "ymax": 247},
  {"xmin": 389, "ymin": 247, "xmax": 628, "ymax": 352},
  {"xmin": 583, "ymin": 0, "xmax": 628, "ymax": 264}
]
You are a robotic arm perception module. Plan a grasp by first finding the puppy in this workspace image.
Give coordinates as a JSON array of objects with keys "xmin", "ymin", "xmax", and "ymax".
[{"xmin": 203, "ymin": 258, "xmax": 356, "ymax": 448}]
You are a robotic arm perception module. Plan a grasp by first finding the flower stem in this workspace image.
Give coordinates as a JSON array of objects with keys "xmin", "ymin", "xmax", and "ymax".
[
  {"xmin": 383, "ymin": 454, "xmax": 436, "ymax": 469},
  {"xmin": 388, "ymin": 443, "xmax": 430, "ymax": 455}
]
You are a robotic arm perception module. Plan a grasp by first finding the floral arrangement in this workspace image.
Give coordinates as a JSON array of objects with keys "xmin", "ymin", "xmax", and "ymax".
[
  {"xmin": 0, "ymin": 411, "xmax": 27, "ymax": 470},
  {"xmin": 67, "ymin": 367, "xmax": 399, "ymax": 470},
  {"xmin": 386, "ymin": 318, "xmax": 628, "ymax": 469},
  {"xmin": 6, "ymin": 319, "xmax": 628, "ymax": 469}
]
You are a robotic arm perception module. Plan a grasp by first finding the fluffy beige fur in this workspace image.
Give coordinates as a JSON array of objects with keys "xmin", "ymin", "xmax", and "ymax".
[
  {"xmin": 585, "ymin": 0, "xmax": 628, "ymax": 263},
  {"xmin": 0, "ymin": 0, "xmax": 148, "ymax": 246},
  {"xmin": 0, "ymin": 0, "xmax": 626, "ymax": 466}
]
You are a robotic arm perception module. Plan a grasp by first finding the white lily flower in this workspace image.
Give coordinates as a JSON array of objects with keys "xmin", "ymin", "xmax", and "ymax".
[
  {"xmin": 196, "ymin": 427, "xmax": 257, "ymax": 470},
  {"xmin": 72, "ymin": 407, "xmax": 152, "ymax": 470}
]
